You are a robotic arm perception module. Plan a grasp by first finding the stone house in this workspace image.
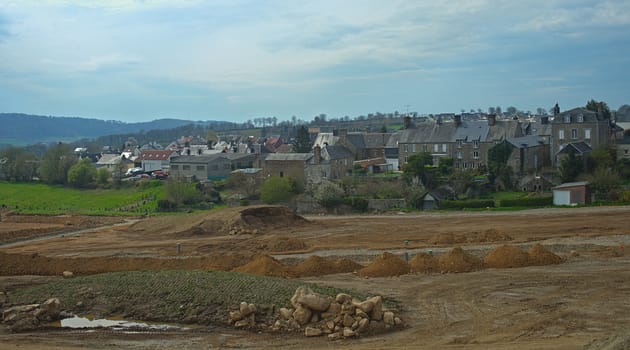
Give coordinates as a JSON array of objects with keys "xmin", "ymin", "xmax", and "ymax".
[
  {"xmin": 551, "ymin": 107, "xmax": 611, "ymax": 166},
  {"xmin": 170, "ymin": 153, "xmax": 256, "ymax": 181},
  {"xmin": 504, "ymin": 135, "xmax": 550, "ymax": 175},
  {"xmin": 135, "ymin": 150, "xmax": 177, "ymax": 172},
  {"xmin": 263, "ymin": 153, "xmax": 313, "ymax": 186},
  {"xmin": 396, "ymin": 115, "xmax": 522, "ymax": 170}
]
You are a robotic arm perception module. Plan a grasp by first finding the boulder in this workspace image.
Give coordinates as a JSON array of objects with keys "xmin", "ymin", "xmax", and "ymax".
[
  {"xmin": 356, "ymin": 300, "xmax": 374, "ymax": 313},
  {"xmin": 229, "ymin": 310, "xmax": 243, "ymax": 323},
  {"xmin": 368, "ymin": 296, "xmax": 383, "ymax": 321},
  {"xmin": 355, "ymin": 309, "xmax": 368, "ymax": 319},
  {"xmin": 321, "ymin": 302, "xmax": 341, "ymax": 320},
  {"xmin": 239, "ymin": 302, "xmax": 256, "ymax": 317},
  {"xmin": 62, "ymin": 271, "xmax": 74, "ymax": 278},
  {"xmin": 342, "ymin": 314, "xmax": 354, "ymax": 328},
  {"xmin": 297, "ymin": 293, "xmax": 331, "ymax": 312},
  {"xmin": 234, "ymin": 319, "xmax": 250, "ymax": 328},
  {"xmin": 279, "ymin": 307, "xmax": 293, "ymax": 320},
  {"xmin": 292, "ymin": 305, "xmax": 312, "ymax": 326},
  {"xmin": 343, "ymin": 327, "xmax": 356, "ymax": 338},
  {"xmin": 305, "ymin": 326, "xmax": 323, "ymax": 337},
  {"xmin": 36, "ymin": 298, "xmax": 60, "ymax": 321},
  {"xmin": 383, "ymin": 311, "xmax": 395, "ymax": 326},
  {"xmin": 2, "ymin": 304, "xmax": 39, "ymax": 323},
  {"xmin": 290, "ymin": 286, "xmax": 311, "ymax": 308},
  {"xmin": 356, "ymin": 318, "xmax": 370, "ymax": 334},
  {"xmin": 394, "ymin": 317, "xmax": 403, "ymax": 326},
  {"xmin": 335, "ymin": 293, "xmax": 353, "ymax": 304},
  {"xmin": 328, "ymin": 332, "xmax": 343, "ymax": 340}
]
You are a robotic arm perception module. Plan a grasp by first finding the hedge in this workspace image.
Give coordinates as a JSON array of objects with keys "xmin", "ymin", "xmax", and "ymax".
[
  {"xmin": 499, "ymin": 196, "xmax": 552, "ymax": 207},
  {"xmin": 439, "ymin": 199, "xmax": 495, "ymax": 210}
]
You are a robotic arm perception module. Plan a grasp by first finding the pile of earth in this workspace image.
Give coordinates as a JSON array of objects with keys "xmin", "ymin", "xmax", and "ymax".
[
  {"xmin": 409, "ymin": 252, "xmax": 438, "ymax": 273},
  {"xmin": 128, "ymin": 205, "xmax": 309, "ymax": 237},
  {"xmin": 484, "ymin": 244, "xmax": 563, "ymax": 268},
  {"xmin": 437, "ymin": 247, "xmax": 484, "ymax": 273},
  {"xmin": 232, "ymin": 255, "xmax": 295, "ymax": 278},
  {"xmin": 292, "ymin": 256, "xmax": 363, "ymax": 277},
  {"xmin": 357, "ymin": 252, "xmax": 410, "ymax": 278},
  {"xmin": 428, "ymin": 229, "xmax": 512, "ymax": 245},
  {"xmin": 527, "ymin": 243, "xmax": 564, "ymax": 265}
]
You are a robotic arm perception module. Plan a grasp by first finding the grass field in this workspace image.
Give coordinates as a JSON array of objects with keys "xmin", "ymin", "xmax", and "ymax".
[
  {"xmin": 0, "ymin": 181, "xmax": 164, "ymax": 216},
  {"xmin": 9, "ymin": 270, "xmax": 370, "ymax": 324}
]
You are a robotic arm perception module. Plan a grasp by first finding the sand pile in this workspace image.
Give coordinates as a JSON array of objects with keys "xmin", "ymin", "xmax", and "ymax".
[
  {"xmin": 438, "ymin": 247, "xmax": 483, "ymax": 273},
  {"xmin": 357, "ymin": 252, "xmax": 409, "ymax": 278},
  {"xmin": 232, "ymin": 255, "xmax": 294, "ymax": 278},
  {"xmin": 471, "ymin": 229, "xmax": 513, "ymax": 243},
  {"xmin": 527, "ymin": 244, "xmax": 563, "ymax": 265},
  {"xmin": 333, "ymin": 258, "xmax": 364, "ymax": 273},
  {"xmin": 409, "ymin": 252, "xmax": 438, "ymax": 273},
  {"xmin": 483, "ymin": 245, "xmax": 530, "ymax": 268},
  {"xmin": 292, "ymin": 256, "xmax": 363, "ymax": 277}
]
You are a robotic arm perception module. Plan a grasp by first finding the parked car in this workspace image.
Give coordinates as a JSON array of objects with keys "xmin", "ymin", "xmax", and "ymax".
[
  {"xmin": 125, "ymin": 167, "xmax": 143, "ymax": 177},
  {"xmin": 151, "ymin": 170, "xmax": 168, "ymax": 179}
]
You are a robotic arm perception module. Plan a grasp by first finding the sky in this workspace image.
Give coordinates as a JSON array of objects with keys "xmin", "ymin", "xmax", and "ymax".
[{"xmin": 0, "ymin": 0, "xmax": 629, "ymax": 123}]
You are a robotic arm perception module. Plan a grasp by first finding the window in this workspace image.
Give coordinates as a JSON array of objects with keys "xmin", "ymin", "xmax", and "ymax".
[
  {"xmin": 182, "ymin": 165, "xmax": 190, "ymax": 170},
  {"xmin": 584, "ymin": 128, "xmax": 591, "ymax": 139},
  {"xmin": 433, "ymin": 144, "xmax": 439, "ymax": 152},
  {"xmin": 456, "ymin": 139, "xmax": 463, "ymax": 148},
  {"xmin": 422, "ymin": 144, "xmax": 427, "ymax": 152},
  {"xmin": 564, "ymin": 115, "xmax": 571, "ymax": 123},
  {"xmin": 457, "ymin": 151, "xmax": 462, "ymax": 159},
  {"xmin": 473, "ymin": 151, "xmax": 479, "ymax": 159},
  {"xmin": 196, "ymin": 165, "xmax": 205, "ymax": 171},
  {"xmin": 571, "ymin": 129, "xmax": 578, "ymax": 139},
  {"xmin": 279, "ymin": 171, "xmax": 284, "ymax": 177},
  {"xmin": 577, "ymin": 114, "xmax": 584, "ymax": 123},
  {"xmin": 558, "ymin": 129, "xmax": 565, "ymax": 140},
  {"xmin": 403, "ymin": 144, "xmax": 408, "ymax": 153},
  {"xmin": 171, "ymin": 165, "xmax": 179, "ymax": 170},
  {"xmin": 473, "ymin": 140, "xmax": 479, "ymax": 149},
  {"xmin": 412, "ymin": 144, "xmax": 416, "ymax": 152},
  {"xmin": 625, "ymin": 149, "xmax": 629, "ymax": 156},
  {"xmin": 403, "ymin": 155, "xmax": 408, "ymax": 163},
  {"xmin": 442, "ymin": 144, "xmax": 447, "ymax": 152},
  {"xmin": 463, "ymin": 162, "xmax": 468, "ymax": 169}
]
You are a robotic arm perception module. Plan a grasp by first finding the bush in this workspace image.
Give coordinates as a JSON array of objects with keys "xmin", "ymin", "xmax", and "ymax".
[
  {"xmin": 499, "ymin": 196, "xmax": 552, "ymax": 207},
  {"xmin": 314, "ymin": 181, "xmax": 345, "ymax": 210},
  {"xmin": 260, "ymin": 176, "xmax": 295, "ymax": 204},
  {"xmin": 343, "ymin": 197, "xmax": 369, "ymax": 212},
  {"xmin": 439, "ymin": 199, "xmax": 495, "ymax": 210},
  {"xmin": 157, "ymin": 199, "xmax": 177, "ymax": 211}
]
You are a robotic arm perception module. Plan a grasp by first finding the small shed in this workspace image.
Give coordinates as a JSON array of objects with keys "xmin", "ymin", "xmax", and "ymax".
[
  {"xmin": 422, "ymin": 187, "xmax": 456, "ymax": 211},
  {"xmin": 552, "ymin": 181, "xmax": 590, "ymax": 206}
]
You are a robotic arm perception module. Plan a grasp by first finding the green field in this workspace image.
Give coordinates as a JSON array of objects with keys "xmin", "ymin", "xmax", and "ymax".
[{"xmin": 0, "ymin": 181, "xmax": 164, "ymax": 216}]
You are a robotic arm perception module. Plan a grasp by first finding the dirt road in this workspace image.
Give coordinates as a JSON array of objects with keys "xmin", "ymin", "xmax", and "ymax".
[{"xmin": 1, "ymin": 206, "xmax": 630, "ymax": 349}]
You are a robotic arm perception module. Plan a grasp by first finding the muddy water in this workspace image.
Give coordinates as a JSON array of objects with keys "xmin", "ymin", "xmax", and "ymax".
[{"xmin": 54, "ymin": 316, "xmax": 190, "ymax": 331}]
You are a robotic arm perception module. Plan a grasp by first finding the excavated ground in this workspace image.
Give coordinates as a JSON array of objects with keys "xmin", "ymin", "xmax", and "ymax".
[{"xmin": 1, "ymin": 205, "xmax": 630, "ymax": 349}]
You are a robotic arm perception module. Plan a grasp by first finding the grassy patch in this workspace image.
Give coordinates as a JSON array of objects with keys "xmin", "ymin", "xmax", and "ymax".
[
  {"xmin": 0, "ymin": 181, "xmax": 164, "ymax": 216},
  {"xmin": 8, "ymin": 270, "xmax": 382, "ymax": 324}
]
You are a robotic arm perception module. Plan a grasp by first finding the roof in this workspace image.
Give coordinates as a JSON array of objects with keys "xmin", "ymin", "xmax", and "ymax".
[
  {"xmin": 506, "ymin": 135, "xmax": 547, "ymax": 148},
  {"xmin": 322, "ymin": 145, "xmax": 354, "ymax": 160},
  {"xmin": 96, "ymin": 154, "xmax": 126, "ymax": 165},
  {"xmin": 137, "ymin": 150, "xmax": 176, "ymax": 161},
  {"xmin": 171, "ymin": 154, "xmax": 231, "ymax": 164},
  {"xmin": 552, "ymin": 107, "xmax": 605, "ymax": 124},
  {"xmin": 397, "ymin": 120, "xmax": 520, "ymax": 144},
  {"xmin": 552, "ymin": 181, "xmax": 589, "ymax": 190},
  {"xmin": 265, "ymin": 153, "xmax": 313, "ymax": 162},
  {"xmin": 313, "ymin": 133, "xmax": 339, "ymax": 147},
  {"xmin": 557, "ymin": 142, "xmax": 592, "ymax": 155},
  {"xmin": 353, "ymin": 157, "xmax": 387, "ymax": 168}
]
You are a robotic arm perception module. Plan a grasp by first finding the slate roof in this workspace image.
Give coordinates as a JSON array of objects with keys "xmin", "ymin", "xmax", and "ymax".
[
  {"xmin": 265, "ymin": 153, "xmax": 313, "ymax": 162},
  {"xmin": 556, "ymin": 142, "xmax": 592, "ymax": 155},
  {"xmin": 96, "ymin": 154, "xmax": 122, "ymax": 165},
  {"xmin": 170, "ymin": 154, "xmax": 229, "ymax": 164},
  {"xmin": 397, "ymin": 120, "xmax": 520, "ymax": 144},
  {"xmin": 552, "ymin": 181, "xmax": 590, "ymax": 190},
  {"xmin": 506, "ymin": 135, "xmax": 547, "ymax": 148},
  {"xmin": 322, "ymin": 145, "xmax": 354, "ymax": 160},
  {"xmin": 552, "ymin": 107, "xmax": 603, "ymax": 124}
]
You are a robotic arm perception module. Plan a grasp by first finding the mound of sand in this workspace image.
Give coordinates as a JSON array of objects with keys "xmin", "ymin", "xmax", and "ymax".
[
  {"xmin": 129, "ymin": 205, "xmax": 308, "ymax": 237},
  {"xmin": 438, "ymin": 247, "xmax": 483, "ymax": 273},
  {"xmin": 483, "ymin": 245, "xmax": 530, "ymax": 268},
  {"xmin": 409, "ymin": 252, "xmax": 438, "ymax": 273},
  {"xmin": 470, "ymin": 229, "xmax": 513, "ymax": 243},
  {"xmin": 292, "ymin": 256, "xmax": 364, "ymax": 277},
  {"xmin": 527, "ymin": 244, "xmax": 563, "ymax": 265},
  {"xmin": 357, "ymin": 252, "xmax": 409, "ymax": 278},
  {"xmin": 232, "ymin": 255, "xmax": 294, "ymax": 278},
  {"xmin": 266, "ymin": 237, "xmax": 309, "ymax": 252}
]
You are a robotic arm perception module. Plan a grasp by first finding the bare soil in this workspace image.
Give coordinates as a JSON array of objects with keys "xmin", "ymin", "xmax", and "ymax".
[{"xmin": 1, "ymin": 205, "xmax": 630, "ymax": 349}]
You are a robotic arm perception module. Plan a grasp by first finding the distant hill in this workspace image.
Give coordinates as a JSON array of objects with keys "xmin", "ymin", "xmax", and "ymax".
[{"xmin": 0, "ymin": 113, "xmax": 237, "ymax": 146}]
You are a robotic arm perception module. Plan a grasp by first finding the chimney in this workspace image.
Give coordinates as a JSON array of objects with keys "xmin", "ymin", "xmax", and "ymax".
[
  {"xmin": 339, "ymin": 129, "xmax": 348, "ymax": 144},
  {"xmin": 540, "ymin": 116, "xmax": 549, "ymax": 125},
  {"xmin": 436, "ymin": 116, "xmax": 442, "ymax": 125},
  {"xmin": 488, "ymin": 114, "xmax": 496, "ymax": 126},
  {"xmin": 453, "ymin": 114, "xmax": 462, "ymax": 126},
  {"xmin": 403, "ymin": 116, "xmax": 411, "ymax": 129},
  {"xmin": 313, "ymin": 144, "xmax": 321, "ymax": 165}
]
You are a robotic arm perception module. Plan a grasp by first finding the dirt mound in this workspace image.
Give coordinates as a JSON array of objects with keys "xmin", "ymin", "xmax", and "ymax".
[
  {"xmin": 266, "ymin": 237, "xmax": 308, "ymax": 252},
  {"xmin": 357, "ymin": 252, "xmax": 409, "ymax": 278},
  {"xmin": 292, "ymin": 256, "xmax": 363, "ymax": 277},
  {"xmin": 527, "ymin": 244, "xmax": 563, "ymax": 265},
  {"xmin": 232, "ymin": 255, "xmax": 294, "ymax": 278},
  {"xmin": 333, "ymin": 258, "xmax": 364, "ymax": 273},
  {"xmin": 130, "ymin": 206, "xmax": 308, "ymax": 237},
  {"xmin": 409, "ymin": 252, "xmax": 438, "ymax": 273},
  {"xmin": 438, "ymin": 247, "xmax": 483, "ymax": 273},
  {"xmin": 471, "ymin": 229, "xmax": 513, "ymax": 243},
  {"xmin": 483, "ymin": 245, "xmax": 530, "ymax": 268}
]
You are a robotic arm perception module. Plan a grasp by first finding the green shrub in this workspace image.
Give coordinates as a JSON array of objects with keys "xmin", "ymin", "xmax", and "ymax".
[
  {"xmin": 439, "ymin": 199, "xmax": 495, "ymax": 210},
  {"xmin": 343, "ymin": 197, "xmax": 369, "ymax": 212},
  {"xmin": 499, "ymin": 196, "xmax": 552, "ymax": 207}
]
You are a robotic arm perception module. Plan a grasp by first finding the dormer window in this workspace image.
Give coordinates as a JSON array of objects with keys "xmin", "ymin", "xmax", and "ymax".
[
  {"xmin": 577, "ymin": 114, "xmax": 584, "ymax": 123},
  {"xmin": 456, "ymin": 139, "xmax": 463, "ymax": 148},
  {"xmin": 472, "ymin": 140, "xmax": 479, "ymax": 149},
  {"xmin": 564, "ymin": 115, "xmax": 571, "ymax": 123}
]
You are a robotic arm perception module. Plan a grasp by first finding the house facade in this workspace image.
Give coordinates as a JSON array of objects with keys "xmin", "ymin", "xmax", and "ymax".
[
  {"xmin": 505, "ymin": 135, "xmax": 550, "ymax": 175},
  {"xmin": 170, "ymin": 153, "xmax": 256, "ymax": 181},
  {"xmin": 263, "ymin": 153, "xmax": 313, "ymax": 186},
  {"xmin": 551, "ymin": 107, "xmax": 611, "ymax": 166},
  {"xmin": 396, "ymin": 115, "xmax": 522, "ymax": 170},
  {"xmin": 136, "ymin": 150, "xmax": 177, "ymax": 172}
]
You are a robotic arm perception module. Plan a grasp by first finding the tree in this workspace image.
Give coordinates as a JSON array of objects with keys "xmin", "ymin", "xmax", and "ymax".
[
  {"xmin": 402, "ymin": 152, "xmax": 433, "ymax": 185},
  {"xmin": 164, "ymin": 179, "xmax": 201, "ymax": 207},
  {"xmin": 487, "ymin": 142, "xmax": 514, "ymax": 189},
  {"xmin": 588, "ymin": 146, "xmax": 615, "ymax": 172},
  {"xmin": 589, "ymin": 167, "xmax": 622, "ymax": 201},
  {"xmin": 67, "ymin": 158, "xmax": 97, "ymax": 188},
  {"xmin": 38, "ymin": 143, "xmax": 76, "ymax": 185},
  {"xmin": 559, "ymin": 151, "xmax": 583, "ymax": 183},
  {"xmin": 586, "ymin": 99, "xmax": 611, "ymax": 119},
  {"xmin": 313, "ymin": 180, "xmax": 345, "ymax": 210},
  {"xmin": 226, "ymin": 172, "xmax": 258, "ymax": 199},
  {"xmin": 260, "ymin": 176, "xmax": 294, "ymax": 203},
  {"xmin": 0, "ymin": 147, "xmax": 38, "ymax": 181},
  {"xmin": 292, "ymin": 126, "xmax": 311, "ymax": 153},
  {"xmin": 96, "ymin": 168, "xmax": 110, "ymax": 186}
]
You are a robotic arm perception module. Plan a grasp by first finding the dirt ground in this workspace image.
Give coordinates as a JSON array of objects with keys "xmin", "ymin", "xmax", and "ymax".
[{"xmin": 1, "ymin": 205, "xmax": 630, "ymax": 349}]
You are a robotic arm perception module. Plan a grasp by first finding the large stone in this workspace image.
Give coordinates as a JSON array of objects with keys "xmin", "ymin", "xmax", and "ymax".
[
  {"xmin": 304, "ymin": 326, "xmax": 323, "ymax": 337},
  {"xmin": 292, "ymin": 305, "xmax": 312, "ymax": 326},
  {"xmin": 62, "ymin": 271, "xmax": 74, "ymax": 278},
  {"xmin": 326, "ymin": 320, "xmax": 335, "ymax": 331},
  {"xmin": 279, "ymin": 307, "xmax": 293, "ymax": 320},
  {"xmin": 297, "ymin": 293, "xmax": 331, "ymax": 312},
  {"xmin": 383, "ymin": 311, "xmax": 395, "ymax": 326},
  {"xmin": 229, "ymin": 310, "xmax": 243, "ymax": 323},
  {"xmin": 342, "ymin": 314, "xmax": 354, "ymax": 328},
  {"xmin": 356, "ymin": 300, "xmax": 374, "ymax": 313},
  {"xmin": 234, "ymin": 319, "xmax": 250, "ymax": 328},
  {"xmin": 239, "ymin": 302, "xmax": 256, "ymax": 317},
  {"xmin": 356, "ymin": 318, "xmax": 370, "ymax": 334},
  {"xmin": 368, "ymin": 296, "xmax": 383, "ymax": 321},
  {"xmin": 394, "ymin": 317, "xmax": 403, "ymax": 326},
  {"xmin": 327, "ymin": 332, "xmax": 342, "ymax": 340},
  {"xmin": 291, "ymin": 286, "xmax": 312, "ymax": 309},
  {"xmin": 2, "ymin": 304, "xmax": 39, "ymax": 323},
  {"xmin": 341, "ymin": 303, "xmax": 356, "ymax": 315},
  {"xmin": 36, "ymin": 298, "xmax": 60, "ymax": 321},
  {"xmin": 335, "ymin": 293, "xmax": 353, "ymax": 304},
  {"xmin": 343, "ymin": 327, "xmax": 356, "ymax": 338},
  {"xmin": 321, "ymin": 302, "xmax": 341, "ymax": 320},
  {"xmin": 355, "ymin": 309, "xmax": 369, "ymax": 319}
]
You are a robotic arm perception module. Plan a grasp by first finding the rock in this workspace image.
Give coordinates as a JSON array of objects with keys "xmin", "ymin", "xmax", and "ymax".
[
  {"xmin": 394, "ymin": 317, "xmax": 402, "ymax": 326},
  {"xmin": 229, "ymin": 310, "xmax": 243, "ymax": 323},
  {"xmin": 355, "ymin": 309, "xmax": 369, "ymax": 319},
  {"xmin": 321, "ymin": 302, "xmax": 341, "ymax": 320},
  {"xmin": 335, "ymin": 293, "xmax": 353, "ymax": 304},
  {"xmin": 368, "ymin": 296, "xmax": 383, "ymax": 321},
  {"xmin": 62, "ymin": 271, "xmax": 74, "ymax": 278},
  {"xmin": 326, "ymin": 320, "xmax": 335, "ymax": 331},
  {"xmin": 305, "ymin": 326, "xmax": 323, "ymax": 337},
  {"xmin": 342, "ymin": 314, "xmax": 354, "ymax": 328},
  {"xmin": 2, "ymin": 304, "xmax": 39, "ymax": 323},
  {"xmin": 272, "ymin": 320, "xmax": 282, "ymax": 331},
  {"xmin": 36, "ymin": 298, "xmax": 60, "ymax": 321},
  {"xmin": 234, "ymin": 319, "xmax": 250, "ymax": 328},
  {"xmin": 297, "ymin": 293, "xmax": 331, "ymax": 312},
  {"xmin": 341, "ymin": 303, "xmax": 356, "ymax": 315},
  {"xmin": 356, "ymin": 318, "xmax": 370, "ymax": 334},
  {"xmin": 356, "ymin": 300, "xmax": 374, "ymax": 313},
  {"xmin": 9, "ymin": 315, "xmax": 39, "ymax": 332},
  {"xmin": 239, "ymin": 302, "xmax": 256, "ymax": 317},
  {"xmin": 343, "ymin": 327, "xmax": 356, "ymax": 338},
  {"xmin": 293, "ymin": 305, "xmax": 312, "ymax": 326},
  {"xmin": 351, "ymin": 320, "xmax": 358, "ymax": 330},
  {"xmin": 291, "ymin": 286, "xmax": 312, "ymax": 309},
  {"xmin": 279, "ymin": 307, "xmax": 293, "ymax": 320},
  {"xmin": 328, "ymin": 332, "xmax": 342, "ymax": 340},
  {"xmin": 383, "ymin": 311, "xmax": 395, "ymax": 326},
  {"xmin": 311, "ymin": 313, "xmax": 320, "ymax": 323}
]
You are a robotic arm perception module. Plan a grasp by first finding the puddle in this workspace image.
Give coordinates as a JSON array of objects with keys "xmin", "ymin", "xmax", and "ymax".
[{"xmin": 56, "ymin": 316, "xmax": 190, "ymax": 331}]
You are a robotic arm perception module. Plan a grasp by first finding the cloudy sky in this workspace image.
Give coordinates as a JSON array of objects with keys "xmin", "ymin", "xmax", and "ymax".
[{"xmin": 0, "ymin": 0, "xmax": 629, "ymax": 123}]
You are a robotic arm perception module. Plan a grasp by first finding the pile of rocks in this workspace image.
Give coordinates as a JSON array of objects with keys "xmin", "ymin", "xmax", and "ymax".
[
  {"xmin": 228, "ymin": 286, "xmax": 403, "ymax": 339},
  {"xmin": 1, "ymin": 298, "xmax": 63, "ymax": 332}
]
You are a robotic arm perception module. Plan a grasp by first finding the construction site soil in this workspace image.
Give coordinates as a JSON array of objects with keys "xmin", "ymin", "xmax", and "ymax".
[{"xmin": 2, "ymin": 205, "xmax": 630, "ymax": 349}]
